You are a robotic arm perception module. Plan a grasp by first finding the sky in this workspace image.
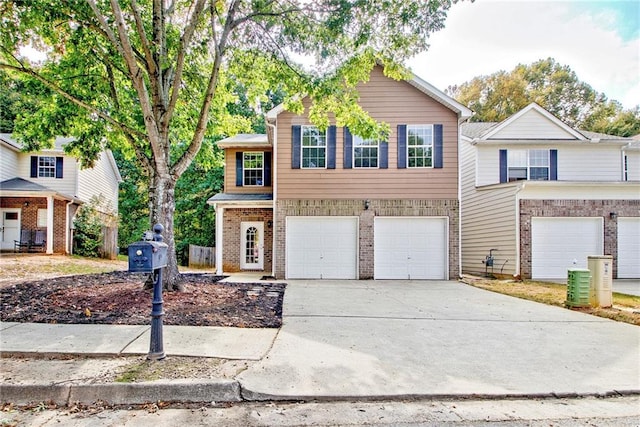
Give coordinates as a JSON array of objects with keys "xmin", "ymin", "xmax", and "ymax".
[{"xmin": 408, "ymin": 0, "xmax": 640, "ymax": 109}]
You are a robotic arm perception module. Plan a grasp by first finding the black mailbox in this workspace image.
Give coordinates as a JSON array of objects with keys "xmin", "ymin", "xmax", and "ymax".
[{"xmin": 128, "ymin": 241, "xmax": 168, "ymax": 273}]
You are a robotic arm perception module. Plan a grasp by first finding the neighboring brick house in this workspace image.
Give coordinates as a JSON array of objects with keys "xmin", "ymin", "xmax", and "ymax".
[
  {"xmin": 0, "ymin": 134, "xmax": 122, "ymax": 255},
  {"xmin": 460, "ymin": 103, "xmax": 640, "ymax": 280},
  {"xmin": 208, "ymin": 66, "xmax": 472, "ymax": 279}
]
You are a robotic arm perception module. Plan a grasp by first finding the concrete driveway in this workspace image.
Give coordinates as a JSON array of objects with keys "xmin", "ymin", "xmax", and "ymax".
[{"xmin": 238, "ymin": 280, "xmax": 640, "ymax": 400}]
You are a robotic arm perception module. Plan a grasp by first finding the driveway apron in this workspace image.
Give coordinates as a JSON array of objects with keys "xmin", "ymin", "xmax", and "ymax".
[{"xmin": 237, "ymin": 280, "xmax": 640, "ymax": 400}]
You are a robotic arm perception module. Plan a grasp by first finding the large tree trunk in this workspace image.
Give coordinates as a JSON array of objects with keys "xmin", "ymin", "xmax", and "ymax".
[{"xmin": 149, "ymin": 173, "xmax": 184, "ymax": 292}]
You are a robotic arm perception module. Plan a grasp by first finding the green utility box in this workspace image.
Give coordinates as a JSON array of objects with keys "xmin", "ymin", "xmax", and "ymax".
[{"xmin": 565, "ymin": 268, "xmax": 591, "ymax": 308}]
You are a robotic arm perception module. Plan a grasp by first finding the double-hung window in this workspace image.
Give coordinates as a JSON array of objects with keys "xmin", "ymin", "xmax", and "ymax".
[
  {"xmin": 301, "ymin": 126, "xmax": 326, "ymax": 168},
  {"xmin": 407, "ymin": 125, "xmax": 433, "ymax": 168},
  {"xmin": 507, "ymin": 149, "xmax": 549, "ymax": 181},
  {"xmin": 353, "ymin": 136, "xmax": 378, "ymax": 168},
  {"xmin": 38, "ymin": 156, "xmax": 56, "ymax": 177},
  {"xmin": 243, "ymin": 152, "xmax": 264, "ymax": 186}
]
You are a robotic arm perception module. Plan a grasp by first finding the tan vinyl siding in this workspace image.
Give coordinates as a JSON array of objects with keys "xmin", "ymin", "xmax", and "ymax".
[
  {"xmin": 626, "ymin": 151, "xmax": 640, "ymax": 181},
  {"xmin": 460, "ymin": 139, "xmax": 519, "ymax": 277},
  {"xmin": 224, "ymin": 148, "xmax": 273, "ymax": 194},
  {"xmin": 0, "ymin": 145, "xmax": 18, "ymax": 181},
  {"xmin": 16, "ymin": 152, "xmax": 78, "ymax": 196},
  {"xmin": 276, "ymin": 66, "xmax": 459, "ymax": 200},
  {"xmin": 490, "ymin": 108, "xmax": 577, "ymax": 139},
  {"xmin": 77, "ymin": 152, "xmax": 120, "ymax": 213},
  {"xmin": 477, "ymin": 143, "xmax": 624, "ymax": 186}
]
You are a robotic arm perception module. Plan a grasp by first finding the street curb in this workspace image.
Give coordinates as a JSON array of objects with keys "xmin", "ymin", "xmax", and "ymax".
[
  {"xmin": 2, "ymin": 382, "xmax": 639, "ymax": 407},
  {"xmin": 239, "ymin": 388, "xmax": 640, "ymax": 402},
  {"xmin": 1, "ymin": 380, "xmax": 242, "ymax": 406}
]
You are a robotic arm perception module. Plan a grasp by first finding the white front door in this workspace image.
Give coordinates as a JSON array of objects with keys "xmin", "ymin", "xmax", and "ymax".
[
  {"xmin": 1, "ymin": 209, "xmax": 21, "ymax": 251},
  {"xmin": 240, "ymin": 222, "xmax": 264, "ymax": 270}
]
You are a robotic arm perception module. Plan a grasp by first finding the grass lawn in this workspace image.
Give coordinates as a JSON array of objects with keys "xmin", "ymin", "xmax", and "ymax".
[{"xmin": 462, "ymin": 276, "xmax": 640, "ymax": 326}]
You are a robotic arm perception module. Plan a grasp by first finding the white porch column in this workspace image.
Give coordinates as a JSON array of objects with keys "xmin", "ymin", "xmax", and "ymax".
[
  {"xmin": 46, "ymin": 195, "xmax": 54, "ymax": 254},
  {"xmin": 215, "ymin": 205, "xmax": 224, "ymax": 275}
]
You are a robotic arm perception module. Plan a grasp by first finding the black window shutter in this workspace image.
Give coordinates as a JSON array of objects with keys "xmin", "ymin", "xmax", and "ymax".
[
  {"xmin": 434, "ymin": 124, "xmax": 443, "ymax": 168},
  {"xmin": 499, "ymin": 149, "xmax": 508, "ymax": 183},
  {"xmin": 31, "ymin": 156, "xmax": 38, "ymax": 178},
  {"xmin": 379, "ymin": 142, "xmax": 388, "ymax": 169},
  {"xmin": 55, "ymin": 157, "xmax": 64, "ymax": 179},
  {"xmin": 264, "ymin": 152, "xmax": 272, "ymax": 186},
  {"xmin": 327, "ymin": 125, "xmax": 336, "ymax": 169},
  {"xmin": 550, "ymin": 149, "xmax": 558, "ymax": 180},
  {"xmin": 291, "ymin": 125, "xmax": 301, "ymax": 169},
  {"xmin": 397, "ymin": 124, "xmax": 407, "ymax": 169},
  {"xmin": 236, "ymin": 152, "xmax": 243, "ymax": 186},
  {"xmin": 343, "ymin": 127, "xmax": 353, "ymax": 169}
]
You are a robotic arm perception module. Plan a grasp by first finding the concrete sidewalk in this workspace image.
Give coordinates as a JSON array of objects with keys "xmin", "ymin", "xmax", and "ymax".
[
  {"xmin": 1, "ymin": 280, "xmax": 639, "ymax": 407},
  {"xmin": 1, "ymin": 323, "xmax": 277, "ymax": 360}
]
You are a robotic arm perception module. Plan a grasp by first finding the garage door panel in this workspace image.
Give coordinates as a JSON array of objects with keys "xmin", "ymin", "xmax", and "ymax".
[
  {"xmin": 286, "ymin": 217, "xmax": 358, "ymax": 279},
  {"xmin": 531, "ymin": 217, "xmax": 603, "ymax": 279},
  {"xmin": 618, "ymin": 217, "xmax": 640, "ymax": 278},
  {"xmin": 375, "ymin": 217, "xmax": 447, "ymax": 280}
]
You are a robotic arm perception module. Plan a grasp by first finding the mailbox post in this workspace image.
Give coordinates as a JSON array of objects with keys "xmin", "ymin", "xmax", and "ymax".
[{"xmin": 128, "ymin": 224, "xmax": 168, "ymax": 360}]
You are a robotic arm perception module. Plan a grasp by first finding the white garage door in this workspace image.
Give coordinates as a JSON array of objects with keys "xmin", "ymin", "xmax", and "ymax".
[
  {"xmin": 374, "ymin": 217, "xmax": 448, "ymax": 280},
  {"xmin": 531, "ymin": 217, "xmax": 603, "ymax": 279},
  {"xmin": 618, "ymin": 217, "xmax": 640, "ymax": 278},
  {"xmin": 286, "ymin": 216, "xmax": 358, "ymax": 279}
]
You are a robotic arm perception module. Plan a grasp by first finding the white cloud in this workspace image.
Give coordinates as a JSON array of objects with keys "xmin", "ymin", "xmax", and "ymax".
[{"xmin": 409, "ymin": 1, "xmax": 640, "ymax": 109}]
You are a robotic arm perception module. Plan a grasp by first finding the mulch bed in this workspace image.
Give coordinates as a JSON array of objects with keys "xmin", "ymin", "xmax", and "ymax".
[{"xmin": 0, "ymin": 272, "xmax": 285, "ymax": 328}]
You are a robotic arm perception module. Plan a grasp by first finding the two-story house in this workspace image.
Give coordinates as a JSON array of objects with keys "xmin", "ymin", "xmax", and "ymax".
[
  {"xmin": 208, "ymin": 66, "xmax": 472, "ymax": 279},
  {"xmin": 460, "ymin": 103, "xmax": 640, "ymax": 280},
  {"xmin": 0, "ymin": 134, "xmax": 122, "ymax": 255}
]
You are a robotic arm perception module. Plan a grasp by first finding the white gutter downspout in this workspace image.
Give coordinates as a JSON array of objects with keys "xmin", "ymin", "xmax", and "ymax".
[
  {"xmin": 46, "ymin": 195, "xmax": 54, "ymax": 254},
  {"xmin": 514, "ymin": 182, "xmax": 525, "ymax": 278},
  {"xmin": 65, "ymin": 201, "xmax": 73, "ymax": 254},
  {"xmin": 215, "ymin": 203, "xmax": 224, "ymax": 276},
  {"xmin": 266, "ymin": 121, "xmax": 277, "ymax": 278}
]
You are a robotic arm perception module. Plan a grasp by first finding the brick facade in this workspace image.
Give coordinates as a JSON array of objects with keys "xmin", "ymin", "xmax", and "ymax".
[
  {"xmin": 222, "ymin": 208, "xmax": 273, "ymax": 272},
  {"xmin": 0, "ymin": 196, "xmax": 70, "ymax": 253},
  {"xmin": 275, "ymin": 199, "xmax": 459, "ymax": 279},
  {"xmin": 519, "ymin": 199, "xmax": 640, "ymax": 279}
]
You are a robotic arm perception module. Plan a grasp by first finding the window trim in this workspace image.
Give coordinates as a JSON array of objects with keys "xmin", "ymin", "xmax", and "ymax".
[
  {"xmin": 352, "ymin": 135, "xmax": 379, "ymax": 169},
  {"xmin": 507, "ymin": 149, "xmax": 550, "ymax": 182},
  {"xmin": 301, "ymin": 125, "xmax": 327, "ymax": 169},
  {"xmin": 38, "ymin": 156, "xmax": 56, "ymax": 178},
  {"xmin": 242, "ymin": 152, "xmax": 264, "ymax": 187},
  {"xmin": 406, "ymin": 124, "xmax": 434, "ymax": 168}
]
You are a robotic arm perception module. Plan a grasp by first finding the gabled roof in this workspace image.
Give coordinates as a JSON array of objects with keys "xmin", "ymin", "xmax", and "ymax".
[
  {"xmin": 481, "ymin": 103, "xmax": 587, "ymax": 141},
  {"xmin": 266, "ymin": 67, "xmax": 473, "ymax": 122},
  {"xmin": 0, "ymin": 133, "xmax": 74, "ymax": 151},
  {"xmin": 461, "ymin": 103, "xmax": 633, "ymax": 144}
]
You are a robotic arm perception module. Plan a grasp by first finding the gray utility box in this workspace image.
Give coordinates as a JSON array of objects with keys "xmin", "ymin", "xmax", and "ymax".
[
  {"xmin": 588, "ymin": 255, "xmax": 613, "ymax": 308},
  {"xmin": 128, "ymin": 241, "xmax": 168, "ymax": 273}
]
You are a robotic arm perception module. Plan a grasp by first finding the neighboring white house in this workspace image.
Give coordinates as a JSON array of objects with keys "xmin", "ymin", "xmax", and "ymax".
[
  {"xmin": 460, "ymin": 103, "xmax": 640, "ymax": 280},
  {"xmin": 0, "ymin": 134, "xmax": 122, "ymax": 256}
]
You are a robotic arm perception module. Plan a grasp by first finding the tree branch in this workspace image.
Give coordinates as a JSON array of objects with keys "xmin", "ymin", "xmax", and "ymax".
[
  {"xmin": 0, "ymin": 61, "xmax": 147, "ymax": 141},
  {"xmin": 106, "ymin": 0, "xmax": 166, "ymax": 173},
  {"xmin": 163, "ymin": 0, "xmax": 207, "ymax": 134},
  {"xmin": 171, "ymin": 0, "xmax": 239, "ymax": 177}
]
